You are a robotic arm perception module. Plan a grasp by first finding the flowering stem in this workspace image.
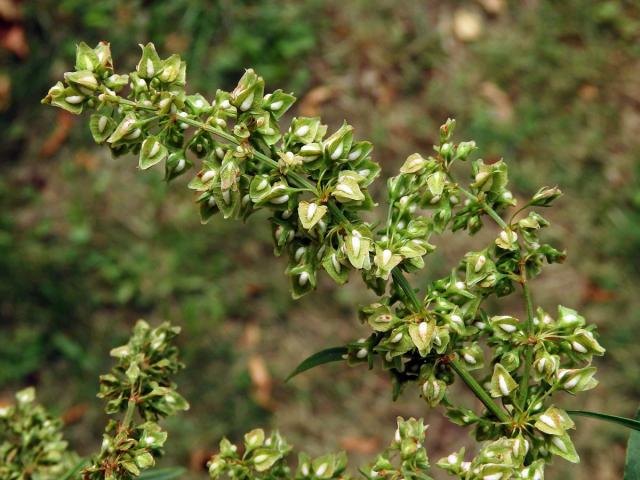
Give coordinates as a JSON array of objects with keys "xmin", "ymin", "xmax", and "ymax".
[
  {"xmin": 391, "ymin": 268, "xmax": 421, "ymax": 312},
  {"xmin": 449, "ymin": 358, "xmax": 510, "ymax": 423},
  {"xmin": 391, "ymin": 268, "xmax": 509, "ymax": 423},
  {"xmin": 454, "ymin": 183, "xmax": 509, "ymax": 230},
  {"xmin": 519, "ymin": 278, "xmax": 536, "ymax": 407},
  {"xmin": 106, "ymin": 94, "xmax": 319, "ymax": 194}
]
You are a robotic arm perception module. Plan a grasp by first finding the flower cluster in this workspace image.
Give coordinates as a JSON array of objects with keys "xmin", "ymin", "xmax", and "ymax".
[
  {"xmin": 42, "ymin": 42, "xmax": 609, "ymax": 479},
  {"xmin": 0, "ymin": 388, "xmax": 79, "ymax": 480},
  {"xmin": 208, "ymin": 417, "xmax": 431, "ymax": 480},
  {"xmin": 84, "ymin": 320, "xmax": 189, "ymax": 479}
]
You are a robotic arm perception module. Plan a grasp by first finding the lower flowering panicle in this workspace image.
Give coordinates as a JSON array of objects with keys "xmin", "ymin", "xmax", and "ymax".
[
  {"xmin": 0, "ymin": 388, "xmax": 80, "ymax": 479},
  {"xmin": 83, "ymin": 320, "xmax": 190, "ymax": 480},
  {"xmin": 207, "ymin": 417, "xmax": 432, "ymax": 480},
  {"xmin": 40, "ymin": 41, "xmax": 615, "ymax": 479}
]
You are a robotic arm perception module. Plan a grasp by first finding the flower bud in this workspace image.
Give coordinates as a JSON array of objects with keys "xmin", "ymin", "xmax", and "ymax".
[
  {"xmin": 400, "ymin": 153, "xmax": 429, "ymax": 173},
  {"xmin": 534, "ymin": 406, "xmax": 574, "ymax": 436},
  {"xmin": 495, "ymin": 228, "xmax": 518, "ymax": 251},
  {"xmin": 569, "ymin": 329, "xmax": 605, "ymax": 355},
  {"xmin": 64, "ymin": 70, "xmax": 99, "ymax": 94},
  {"xmin": 422, "ymin": 377, "xmax": 446, "ymax": 406},
  {"xmin": 323, "ymin": 122, "xmax": 353, "ymax": 162},
  {"xmin": 489, "ymin": 363, "xmax": 517, "ymax": 398},
  {"xmin": 231, "ymin": 69, "xmax": 265, "ymax": 111},
  {"xmin": 244, "ymin": 428, "xmax": 265, "ymax": 451},
  {"xmin": 136, "ymin": 43, "xmax": 162, "ymax": 79},
  {"xmin": 455, "ymin": 141, "xmax": 477, "ymax": 161},
  {"xmin": 298, "ymin": 201, "xmax": 327, "ymax": 230},
  {"xmin": 531, "ymin": 186, "xmax": 562, "ymax": 206}
]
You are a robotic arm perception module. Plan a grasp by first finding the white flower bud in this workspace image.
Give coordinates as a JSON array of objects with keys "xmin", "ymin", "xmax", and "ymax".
[
  {"xmin": 391, "ymin": 332, "xmax": 403, "ymax": 343},
  {"xmin": 295, "ymin": 125, "xmax": 309, "ymax": 137}
]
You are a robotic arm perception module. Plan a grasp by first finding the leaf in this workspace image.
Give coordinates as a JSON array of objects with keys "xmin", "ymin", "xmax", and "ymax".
[
  {"xmin": 624, "ymin": 409, "xmax": 640, "ymax": 480},
  {"xmin": 567, "ymin": 410, "xmax": 640, "ymax": 431},
  {"xmin": 139, "ymin": 467, "xmax": 187, "ymax": 480},
  {"xmin": 285, "ymin": 346, "xmax": 348, "ymax": 382},
  {"xmin": 60, "ymin": 459, "xmax": 88, "ymax": 480}
]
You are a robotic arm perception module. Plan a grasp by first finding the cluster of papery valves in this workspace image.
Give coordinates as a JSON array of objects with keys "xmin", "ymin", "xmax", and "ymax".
[
  {"xmin": 0, "ymin": 388, "xmax": 79, "ymax": 479},
  {"xmin": 207, "ymin": 417, "xmax": 432, "ymax": 480},
  {"xmin": 84, "ymin": 320, "xmax": 190, "ymax": 479},
  {"xmin": 42, "ymin": 42, "xmax": 610, "ymax": 479}
]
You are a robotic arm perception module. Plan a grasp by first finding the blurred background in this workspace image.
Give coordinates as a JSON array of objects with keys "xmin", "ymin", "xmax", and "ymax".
[{"xmin": 1, "ymin": 0, "xmax": 639, "ymax": 478}]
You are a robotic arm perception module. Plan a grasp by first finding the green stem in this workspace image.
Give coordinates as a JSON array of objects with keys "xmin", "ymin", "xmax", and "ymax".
[
  {"xmin": 450, "ymin": 359, "xmax": 510, "ymax": 423},
  {"xmin": 391, "ymin": 268, "xmax": 421, "ymax": 312},
  {"xmin": 391, "ymin": 269, "xmax": 509, "ymax": 422},
  {"xmin": 122, "ymin": 384, "xmax": 137, "ymax": 430},
  {"xmin": 107, "ymin": 94, "xmax": 318, "ymax": 194},
  {"xmin": 455, "ymin": 183, "xmax": 509, "ymax": 230},
  {"xmin": 518, "ymin": 278, "xmax": 536, "ymax": 407}
]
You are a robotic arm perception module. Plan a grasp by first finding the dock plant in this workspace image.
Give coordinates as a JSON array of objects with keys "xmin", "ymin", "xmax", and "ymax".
[{"xmin": 30, "ymin": 41, "xmax": 640, "ymax": 479}]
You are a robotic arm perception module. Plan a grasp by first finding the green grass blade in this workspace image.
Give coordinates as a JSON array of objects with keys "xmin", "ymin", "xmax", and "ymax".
[
  {"xmin": 285, "ymin": 346, "xmax": 348, "ymax": 382},
  {"xmin": 60, "ymin": 459, "xmax": 87, "ymax": 480},
  {"xmin": 624, "ymin": 409, "xmax": 640, "ymax": 480},
  {"xmin": 139, "ymin": 467, "xmax": 187, "ymax": 480},
  {"xmin": 567, "ymin": 410, "xmax": 640, "ymax": 431}
]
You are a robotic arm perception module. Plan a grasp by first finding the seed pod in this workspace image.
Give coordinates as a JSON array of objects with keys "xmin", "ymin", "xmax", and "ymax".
[
  {"xmin": 455, "ymin": 140, "xmax": 477, "ymax": 161},
  {"xmin": 344, "ymin": 230, "xmax": 371, "ymax": 270},
  {"xmin": 489, "ymin": 363, "xmax": 517, "ymax": 398},
  {"xmin": 64, "ymin": 70, "xmax": 99, "ymax": 94},
  {"xmin": 136, "ymin": 43, "xmax": 163, "ymax": 79},
  {"xmin": 373, "ymin": 246, "xmax": 402, "ymax": 280},
  {"xmin": 139, "ymin": 136, "xmax": 168, "ymax": 170},
  {"xmin": 158, "ymin": 54, "xmax": 182, "ymax": 84},
  {"xmin": 298, "ymin": 201, "xmax": 327, "ymax": 230},
  {"xmin": 534, "ymin": 406, "xmax": 574, "ymax": 436},
  {"xmin": 409, "ymin": 320, "xmax": 435, "ymax": 356},
  {"xmin": 231, "ymin": 69, "xmax": 264, "ymax": 111},
  {"xmin": 323, "ymin": 122, "xmax": 353, "ymax": 162},
  {"xmin": 400, "ymin": 153, "xmax": 429, "ymax": 174}
]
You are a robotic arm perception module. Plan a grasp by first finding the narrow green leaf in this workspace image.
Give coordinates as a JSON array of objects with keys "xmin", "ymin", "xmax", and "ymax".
[
  {"xmin": 138, "ymin": 467, "xmax": 187, "ymax": 480},
  {"xmin": 285, "ymin": 346, "xmax": 348, "ymax": 382},
  {"xmin": 568, "ymin": 410, "xmax": 640, "ymax": 431},
  {"xmin": 624, "ymin": 409, "xmax": 640, "ymax": 480},
  {"xmin": 60, "ymin": 459, "xmax": 88, "ymax": 480}
]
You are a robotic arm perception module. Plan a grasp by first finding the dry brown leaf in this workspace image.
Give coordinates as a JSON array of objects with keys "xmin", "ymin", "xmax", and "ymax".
[
  {"xmin": 190, "ymin": 448, "xmax": 215, "ymax": 472},
  {"xmin": 299, "ymin": 85, "xmax": 337, "ymax": 116},
  {"xmin": 240, "ymin": 322, "xmax": 261, "ymax": 349},
  {"xmin": 480, "ymin": 82, "xmax": 513, "ymax": 124},
  {"xmin": 453, "ymin": 8, "xmax": 484, "ymax": 42},
  {"xmin": 340, "ymin": 435, "xmax": 381, "ymax": 454},
  {"xmin": 61, "ymin": 403, "xmax": 89, "ymax": 425},
  {"xmin": 73, "ymin": 149, "xmax": 100, "ymax": 171},
  {"xmin": 0, "ymin": 73, "xmax": 10, "ymax": 111},
  {"xmin": 39, "ymin": 111, "xmax": 75, "ymax": 158},
  {"xmin": 248, "ymin": 354, "xmax": 273, "ymax": 410},
  {"xmin": 476, "ymin": 0, "xmax": 505, "ymax": 15},
  {"xmin": 579, "ymin": 84, "xmax": 599, "ymax": 102},
  {"xmin": 0, "ymin": 0, "xmax": 22, "ymax": 22},
  {"xmin": 0, "ymin": 23, "xmax": 28, "ymax": 58}
]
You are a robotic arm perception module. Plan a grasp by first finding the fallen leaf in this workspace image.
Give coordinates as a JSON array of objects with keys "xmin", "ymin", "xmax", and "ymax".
[
  {"xmin": 480, "ymin": 82, "xmax": 513, "ymax": 124},
  {"xmin": 299, "ymin": 85, "xmax": 337, "ymax": 116},
  {"xmin": 62, "ymin": 403, "xmax": 89, "ymax": 425},
  {"xmin": 248, "ymin": 354, "xmax": 273, "ymax": 410},
  {"xmin": 340, "ymin": 435, "xmax": 381, "ymax": 454},
  {"xmin": 453, "ymin": 8, "xmax": 484, "ymax": 42},
  {"xmin": 476, "ymin": 0, "xmax": 505, "ymax": 15},
  {"xmin": 39, "ymin": 111, "xmax": 75, "ymax": 158},
  {"xmin": 0, "ymin": 24, "xmax": 29, "ymax": 58},
  {"xmin": 0, "ymin": 73, "xmax": 10, "ymax": 111}
]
